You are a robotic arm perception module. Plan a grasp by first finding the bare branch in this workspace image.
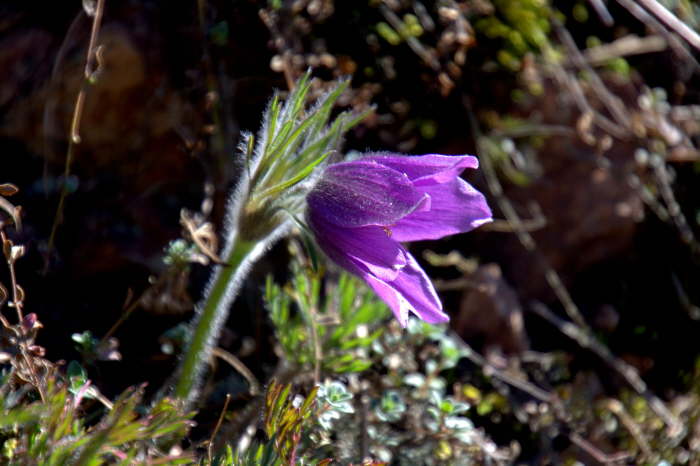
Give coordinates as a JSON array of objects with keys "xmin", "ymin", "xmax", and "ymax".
[
  {"xmin": 584, "ymin": 35, "xmax": 667, "ymax": 64},
  {"xmin": 614, "ymin": 0, "xmax": 700, "ymax": 71},
  {"xmin": 530, "ymin": 301, "xmax": 685, "ymax": 440},
  {"xmin": 637, "ymin": 0, "xmax": 700, "ymax": 51},
  {"xmin": 465, "ymin": 96, "xmax": 591, "ymax": 329},
  {"xmin": 587, "ymin": 0, "xmax": 615, "ymax": 26},
  {"xmin": 554, "ymin": 21, "xmax": 632, "ymax": 132},
  {"xmin": 211, "ymin": 347, "xmax": 261, "ymax": 395}
]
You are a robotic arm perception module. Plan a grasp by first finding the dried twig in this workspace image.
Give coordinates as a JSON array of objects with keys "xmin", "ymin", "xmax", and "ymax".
[
  {"xmin": 480, "ymin": 202, "xmax": 546, "ymax": 233},
  {"xmin": 547, "ymin": 63, "xmax": 629, "ymax": 140},
  {"xmin": 586, "ymin": 0, "xmax": 614, "ymax": 26},
  {"xmin": 530, "ymin": 301, "xmax": 685, "ymax": 440},
  {"xmin": 636, "ymin": 0, "xmax": 700, "ymax": 50},
  {"xmin": 258, "ymin": 9, "xmax": 300, "ymax": 91},
  {"xmin": 650, "ymin": 156, "xmax": 699, "ymax": 250},
  {"xmin": 569, "ymin": 432, "xmax": 632, "ymax": 464},
  {"xmin": 554, "ymin": 21, "xmax": 632, "ymax": 133},
  {"xmin": 604, "ymin": 398, "xmax": 653, "ymax": 460},
  {"xmin": 627, "ymin": 174, "xmax": 670, "ymax": 221},
  {"xmin": 379, "ymin": 5, "xmax": 440, "ymax": 71},
  {"xmin": 207, "ymin": 393, "xmax": 231, "ymax": 463},
  {"xmin": 465, "ymin": 97, "xmax": 590, "ymax": 329},
  {"xmin": 448, "ymin": 331, "xmax": 552, "ymax": 403},
  {"xmin": 671, "ymin": 274, "xmax": 700, "ymax": 320},
  {"xmin": 490, "ymin": 124, "xmax": 576, "ymax": 139},
  {"xmin": 613, "ymin": 0, "xmax": 700, "ymax": 72},
  {"xmin": 450, "ymin": 330, "xmax": 630, "ymax": 464},
  {"xmin": 584, "ymin": 35, "xmax": 667, "ymax": 65},
  {"xmin": 45, "ymin": 0, "xmax": 106, "ymax": 272},
  {"xmin": 0, "ymin": 189, "xmax": 49, "ymax": 401},
  {"xmin": 211, "ymin": 347, "xmax": 261, "ymax": 395}
]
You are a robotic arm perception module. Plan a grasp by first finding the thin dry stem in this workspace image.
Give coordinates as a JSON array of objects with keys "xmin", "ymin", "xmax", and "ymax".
[
  {"xmin": 554, "ymin": 21, "xmax": 632, "ymax": 131},
  {"xmin": 208, "ymin": 393, "xmax": 232, "ymax": 463},
  {"xmin": 99, "ymin": 287, "xmax": 147, "ymax": 346},
  {"xmin": 530, "ymin": 301, "xmax": 685, "ymax": 440},
  {"xmin": 450, "ymin": 330, "xmax": 631, "ymax": 463},
  {"xmin": 465, "ymin": 96, "xmax": 590, "ymax": 330},
  {"xmin": 614, "ymin": 0, "xmax": 700, "ymax": 71},
  {"xmin": 586, "ymin": 0, "xmax": 614, "ymax": 26},
  {"xmin": 211, "ymin": 347, "xmax": 261, "ymax": 395},
  {"xmin": 0, "ymin": 224, "xmax": 46, "ymax": 401},
  {"xmin": 380, "ymin": 5, "xmax": 440, "ymax": 70},
  {"xmin": 651, "ymin": 158, "xmax": 699, "ymax": 251},
  {"xmin": 569, "ymin": 432, "xmax": 632, "ymax": 464},
  {"xmin": 307, "ymin": 305, "xmax": 323, "ymax": 385},
  {"xmin": 605, "ymin": 398, "xmax": 653, "ymax": 460},
  {"xmin": 480, "ymin": 202, "xmax": 546, "ymax": 233},
  {"xmin": 583, "ymin": 35, "xmax": 667, "ymax": 64},
  {"xmin": 636, "ymin": 0, "xmax": 700, "ymax": 51},
  {"xmin": 2, "ymin": 230, "xmax": 24, "ymax": 324},
  {"xmin": 45, "ymin": 0, "xmax": 106, "ymax": 271},
  {"xmin": 447, "ymin": 330, "xmax": 553, "ymax": 403}
]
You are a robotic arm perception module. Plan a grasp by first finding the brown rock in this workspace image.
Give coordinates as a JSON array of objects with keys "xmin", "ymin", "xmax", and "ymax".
[
  {"xmin": 489, "ymin": 77, "xmax": 645, "ymax": 301},
  {"xmin": 455, "ymin": 263, "xmax": 529, "ymax": 354}
]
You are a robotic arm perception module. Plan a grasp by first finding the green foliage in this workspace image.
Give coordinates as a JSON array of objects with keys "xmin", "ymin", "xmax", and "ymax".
[
  {"xmin": 163, "ymin": 239, "xmax": 198, "ymax": 267},
  {"xmin": 355, "ymin": 318, "xmax": 497, "ymax": 464},
  {"xmin": 260, "ymin": 254, "xmax": 503, "ymax": 463},
  {"xmin": 228, "ymin": 442, "xmax": 279, "ymax": 466},
  {"xmin": 313, "ymin": 380, "xmax": 355, "ymax": 435},
  {"xmin": 475, "ymin": 0, "xmax": 554, "ymax": 70},
  {"xmin": 72, "ymin": 331, "xmax": 121, "ymax": 365},
  {"xmin": 266, "ymin": 260, "xmax": 389, "ymax": 375},
  {"xmin": 263, "ymin": 381, "xmax": 318, "ymax": 463},
  {"xmin": 220, "ymin": 381, "xmax": 340, "ymax": 466},
  {"xmin": 376, "ymin": 14, "xmax": 424, "ymax": 46},
  {"xmin": 0, "ymin": 379, "xmax": 193, "ymax": 465},
  {"xmin": 478, "ymin": 128, "xmax": 541, "ymax": 186}
]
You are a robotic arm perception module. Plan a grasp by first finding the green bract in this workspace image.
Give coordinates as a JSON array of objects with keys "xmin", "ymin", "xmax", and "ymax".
[{"xmin": 236, "ymin": 74, "xmax": 366, "ymax": 240}]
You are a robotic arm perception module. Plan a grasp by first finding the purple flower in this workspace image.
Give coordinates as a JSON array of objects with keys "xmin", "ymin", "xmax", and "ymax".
[{"xmin": 306, "ymin": 153, "xmax": 492, "ymax": 327}]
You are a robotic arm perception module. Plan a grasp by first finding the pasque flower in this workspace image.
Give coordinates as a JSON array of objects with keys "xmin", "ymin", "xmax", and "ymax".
[
  {"xmin": 172, "ymin": 75, "xmax": 363, "ymax": 404},
  {"xmin": 307, "ymin": 153, "xmax": 492, "ymax": 327}
]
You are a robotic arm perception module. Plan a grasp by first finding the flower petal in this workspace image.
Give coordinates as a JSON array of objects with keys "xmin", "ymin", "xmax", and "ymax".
[
  {"xmin": 308, "ymin": 211, "xmax": 406, "ymax": 281},
  {"xmin": 308, "ymin": 160, "xmax": 428, "ymax": 227},
  {"xmin": 391, "ymin": 177, "xmax": 492, "ymax": 242},
  {"xmin": 361, "ymin": 274, "xmax": 410, "ymax": 326},
  {"xmin": 364, "ymin": 153, "xmax": 479, "ymax": 185},
  {"xmin": 362, "ymin": 253, "xmax": 449, "ymax": 327}
]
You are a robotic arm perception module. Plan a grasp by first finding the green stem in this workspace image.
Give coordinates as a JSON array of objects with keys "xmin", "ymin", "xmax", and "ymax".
[{"xmin": 173, "ymin": 238, "xmax": 256, "ymax": 403}]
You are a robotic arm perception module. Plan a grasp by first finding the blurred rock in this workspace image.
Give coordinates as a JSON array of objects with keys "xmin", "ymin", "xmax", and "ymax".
[
  {"xmin": 455, "ymin": 263, "xmax": 529, "ymax": 354},
  {"xmin": 487, "ymin": 78, "xmax": 645, "ymax": 302},
  {"xmin": 1, "ymin": 2, "xmax": 211, "ymax": 273},
  {"xmin": 592, "ymin": 304, "xmax": 620, "ymax": 333}
]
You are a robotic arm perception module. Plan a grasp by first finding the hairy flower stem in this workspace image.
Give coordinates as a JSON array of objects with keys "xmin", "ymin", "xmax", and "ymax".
[{"xmin": 173, "ymin": 232, "xmax": 274, "ymax": 405}]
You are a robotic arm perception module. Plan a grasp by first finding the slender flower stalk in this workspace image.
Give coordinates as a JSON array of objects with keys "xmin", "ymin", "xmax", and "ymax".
[
  {"xmin": 306, "ymin": 153, "xmax": 492, "ymax": 327},
  {"xmin": 171, "ymin": 75, "xmax": 361, "ymax": 405},
  {"xmin": 173, "ymin": 239, "xmax": 254, "ymax": 400}
]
